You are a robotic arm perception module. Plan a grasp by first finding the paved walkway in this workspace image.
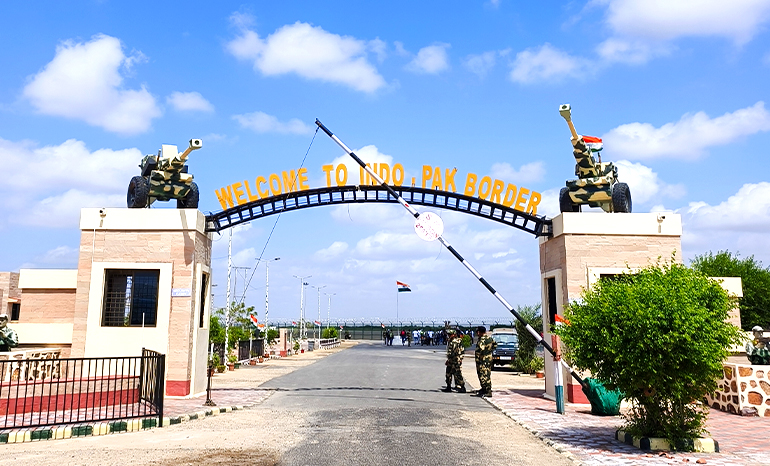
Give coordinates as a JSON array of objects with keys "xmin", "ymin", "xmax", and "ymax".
[{"xmin": 5, "ymin": 342, "xmax": 770, "ymax": 466}]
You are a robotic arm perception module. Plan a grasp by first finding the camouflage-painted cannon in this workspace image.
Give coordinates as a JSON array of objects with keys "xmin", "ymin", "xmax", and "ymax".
[
  {"xmin": 558, "ymin": 104, "xmax": 631, "ymax": 213},
  {"xmin": 127, "ymin": 138, "xmax": 202, "ymax": 209}
]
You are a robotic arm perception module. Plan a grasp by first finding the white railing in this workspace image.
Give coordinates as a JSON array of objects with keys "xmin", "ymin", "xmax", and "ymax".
[{"xmin": 319, "ymin": 338, "xmax": 340, "ymax": 349}]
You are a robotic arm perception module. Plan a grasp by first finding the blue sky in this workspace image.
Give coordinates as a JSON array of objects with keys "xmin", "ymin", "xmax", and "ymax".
[{"xmin": 1, "ymin": 1, "xmax": 770, "ymax": 323}]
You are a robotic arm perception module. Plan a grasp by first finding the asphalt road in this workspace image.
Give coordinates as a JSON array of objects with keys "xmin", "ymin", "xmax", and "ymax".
[{"xmin": 5, "ymin": 342, "xmax": 574, "ymax": 466}]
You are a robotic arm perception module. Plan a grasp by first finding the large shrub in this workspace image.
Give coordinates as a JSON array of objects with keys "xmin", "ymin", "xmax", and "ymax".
[
  {"xmin": 554, "ymin": 261, "xmax": 743, "ymax": 443},
  {"xmin": 691, "ymin": 250, "xmax": 770, "ymax": 330},
  {"xmin": 512, "ymin": 304, "xmax": 543, "ymax": 374},
  {"xmin": 321, "ymin": 327, "xmax": 338, "ymax": 339}
]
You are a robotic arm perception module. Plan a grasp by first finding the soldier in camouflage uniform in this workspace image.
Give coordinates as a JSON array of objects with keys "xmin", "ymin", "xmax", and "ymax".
[
  {"xmin": 473, "ymin": 326, "xmax": 496, "ymax": 397},
  {"xmin": 442, "ymin": 330, "xmax": 466, "ymax": 393}
]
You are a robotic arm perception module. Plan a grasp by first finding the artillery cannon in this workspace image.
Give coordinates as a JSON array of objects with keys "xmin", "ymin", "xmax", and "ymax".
[
  {"xmin": 558, "ymin": 104, "xmax": 631, "ymax": 213},
  {"xmin": 127, "ymin": 138, "xmax": 202, "ymax": 209}
]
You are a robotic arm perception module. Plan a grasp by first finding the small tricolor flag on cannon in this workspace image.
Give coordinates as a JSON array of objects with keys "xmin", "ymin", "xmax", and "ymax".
[
  {"xmin": 397, "ymin": 281, "xmax": 411, "ymax": 292},
  {"xmin": 582, "ymin": 135, "xmax": 603, "ymax": 152}
]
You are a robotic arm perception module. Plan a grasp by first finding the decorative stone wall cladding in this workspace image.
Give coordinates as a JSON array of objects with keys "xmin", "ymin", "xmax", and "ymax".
[{"xmin": 706, "ymin": 363, "xmax": 770, "ymax": 417}]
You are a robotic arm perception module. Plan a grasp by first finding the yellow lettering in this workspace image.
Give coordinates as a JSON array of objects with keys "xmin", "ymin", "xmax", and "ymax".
[
  {"xmin": 359, "ymin": 166, "xmax": 365, "ymax": 185},
  {"xmin": 490, "ymin": 179, "xmax": 505, "ymax": 204},
  {"xmin": 244, "ymin": 180, "xmax": 260, "ymax": 202},
  {"xmin": 256, "ymin": 176, "xmax": 269, "ymax": 198},
  {"xmin": 282, "ymin": 170, "xmax": 297, "ymax": 192},
  {"xmin": 526, "ymin": 191, "xmax": 541, "ymax": 215},
  {"xmin": 431, "ymin": 166, "xmax": 443, "ymax": 190},
  {"xmin": 393, "ymin": 164, "xmax": 404, "ymax": 186},
  {"xmin": 445, "ymin": 168, "xmax": 457, "ymax": 192},
  {"xmin": 478, "ymin": 176, "xmax": 493, "ymax": 200},
  {"xmin": 233, "ymin": 182, "xmax": 247, "ymax": 205},
  {"xmin": 421, "ymin": 165, "xmax": 433, "ymax": 188},
  {"xmin": 336, "ymin": 164, "xmax": 348, "ymax": 186},
  {"xmin": 378, "ymin": 163, "xmax": 390, "ymax": 184},
  {"xmin": 463, "ymin": 173, "xmax": 477, "ymax": 197},
  {"xmin": 215, "ymin": 186, "xmax": 235, "ymax": 209},
  {"xmin": 269, "ymin": 173, "xmax": 282, "ymax": 196},
  {"xmin": 411, "ymin": 177, "xmax": 416, "ymax": 186},
  {"xmin": 502, "ymin": 183, "xmax": 518, "ymax": 207},
  {"xmin": 298, "ymin": 167, "xmax": 309, "ymax": 190},
  {"xmin": 322, "ymin": 164, "xmax": 334, "ymax": 187},
  {"xmin": 514, "ymin": 187, "xmax": 530, "ymax": 211}
]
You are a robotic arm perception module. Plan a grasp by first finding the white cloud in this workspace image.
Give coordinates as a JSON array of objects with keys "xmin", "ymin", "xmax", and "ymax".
[
  {"xmin": 602, "ymin": 101, "xmax": 770, "ymax": 160},
  {"xmin": 314, "ymin": 241, "xmax": 349, "ymax": 261},
  {"xmin": 22, "ymin": 34, "xmax": 161, "ymax": 135},
  {"xmin": 166, "ymin": 91, "xmax": 214, "ymax": 112},
  {"xmin": 233, "ymin": 111, "xmax": 313, "ymax": 135},
  {"xmin": 598, "ymin": 0, "xmax": 770, "ymax": 45},
  {"xmin": 329, "ymin": 144, "xmax": 395, "ymax": 186},
  {"xmin": 684, "ymin": 182, "xmax": 770, "ymax": 232},
  {"xmin": 33, "ymin": 246, "xmax": 79, "ymax": 266},
  {"xmin": 406, "ymin": 43, "xmax": 451, "ymax": 74},
  {"xmin": 490, "ymin": 161, "xmax": 545, "ymax": 184},
  {"xmin": 595, "ymin": 38, "xmax": 671, "ymax": 65},
  {"xmin": 226, "ymin": 18, "xmax": 386, "ymax": 93},
  {"xmin": 614, "ymin": 160, "xmax": 685, "ymax": 205},
  {"xmin": 0, "ymin": 137, "xmax": 140, "ymax": 228},
  {"xmin": 463, "ymin": 51, "xmax": 498, "ymax": 78},
  {"xmin": 509, "ymin": 44, "xmax": 583, "ymax": 84}
]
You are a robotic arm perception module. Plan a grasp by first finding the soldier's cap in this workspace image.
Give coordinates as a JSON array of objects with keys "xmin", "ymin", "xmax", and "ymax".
[
  {"xmin": 0, "ymin": 314, "xmax": 8, "ymax": 320},
  {"xmin": 752, "ymin": 325, "xmax": 764, "ymax": 332}
]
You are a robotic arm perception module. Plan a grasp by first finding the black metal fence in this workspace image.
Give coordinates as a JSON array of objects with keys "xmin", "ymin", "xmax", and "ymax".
[{"xmin": 0, "ymin": 349, "xmax": 165, "ymax": 430}]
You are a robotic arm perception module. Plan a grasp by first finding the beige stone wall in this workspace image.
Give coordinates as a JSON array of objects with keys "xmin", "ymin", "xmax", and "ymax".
[
  {"xmin": 706, "ymin": 363, "xmax": 770, "ymax": 417},
  {"xmin": 17, "ymin": 289, "xmax": 76, "ymax": 323},
  {"xmin": 0, "ymin": 272, "xmax": 20, "ymax": 316},
  {"xmin": 73, "ymin": 208, "xmax": 212, "ymax": 396}
]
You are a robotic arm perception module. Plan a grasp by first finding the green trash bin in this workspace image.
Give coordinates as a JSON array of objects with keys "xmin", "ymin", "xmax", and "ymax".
[{"xmin": 582, "ymin": 377, "xmax": 623, "ymax": 416}]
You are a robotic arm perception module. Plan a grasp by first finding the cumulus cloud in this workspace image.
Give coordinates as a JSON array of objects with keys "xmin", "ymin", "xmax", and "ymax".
[
  {"xmin": 490, "ymin": 161, "xmax": 545, "ymax": 184},
  {"xmin": 315, "ymin": 241, "xmax": 349, "ymax": 261},
  {"xmin": 166, "ymin": 91, "xmax": 214, "ymax": 112},
  {"xmin": 684, "ymin": 182, "xmax": 770, "ymax": 232},
  {"xmin": 602, "ymin": 101, "xmax": 770, "ymax": 160},
  {"xmin": 233, "ymin": 111, "xmax": 313, "ymax": 135},
  {"xmin": 598, "ymin": 0, "xmax": 770, "ymax": 45},
  {"xmin": 22, "ymin": 34, "xmax": 161, "ymax": 135},
  {"xmin": 226, "ymin": 16, "xmax": 386, "ymax": 93},
  {"xmin": 509, "ymin": 43, "xmax": 583, "ymax": 84},
  {"xmin": 463, "ymin": 51, "xmax": 502, "ymax": 78},
  {"xmin": 330, "ymin": 144, "xmax": 395, "ymax": 186},
  {"xmin": 614, "ymin": 160, "xmax": 685, "ymax": 205},
  {"xmin": 0, "ymin": 137, "xmax": 140, "ymax": 228},
  {"xmin": 406, "ymin": 43, "xmax": 451, "ymax": 74}
]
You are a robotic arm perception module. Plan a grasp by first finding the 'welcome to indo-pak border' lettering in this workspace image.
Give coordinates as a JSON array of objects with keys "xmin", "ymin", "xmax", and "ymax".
[{"xmin": 215, "ymin": 163, "xmax": 542, "ymax": 215}]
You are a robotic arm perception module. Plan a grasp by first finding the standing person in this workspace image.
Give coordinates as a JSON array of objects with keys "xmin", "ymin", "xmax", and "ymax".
[
  {"xmin": 441, "ymin": 330, "xmax": 466, "ymax": 393},
  {"xmin": 400, "ymin": 329, "xmax": 407, "ymax": 346},
  {"xmin": 473, "ymin": 326, "xmax": 496, "ymax": 398},
  {"xmin": 0, "ymin": 314, "xmax": 18, "ymax": 352}
]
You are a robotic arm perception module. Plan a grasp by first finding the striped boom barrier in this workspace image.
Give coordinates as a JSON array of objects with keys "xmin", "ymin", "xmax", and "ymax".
[{"xmin": 315, "ymin": 119, "xmax": 585, "ymax": 388}]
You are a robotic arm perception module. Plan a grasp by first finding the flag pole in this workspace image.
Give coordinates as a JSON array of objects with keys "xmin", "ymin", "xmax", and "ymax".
[{"xmin": 316, "ymin": 119, "xmax": 584, "ymax": 387}]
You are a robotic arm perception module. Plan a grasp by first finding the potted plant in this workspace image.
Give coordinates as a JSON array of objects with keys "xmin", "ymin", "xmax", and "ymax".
[
  {"xmin": 293, "ymin": 341, "xmax": 300, "ymax": 355},
  {"xmin": 216, "ymin": 364, "xmax": 226, "ymax": 373},
  {"xmin": 226, "ymin": 354, "xmax": 236, "ymax": 371}
]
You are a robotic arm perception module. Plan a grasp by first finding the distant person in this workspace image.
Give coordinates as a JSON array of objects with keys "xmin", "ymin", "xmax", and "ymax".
[
  {"xmin": 0, "ymin": 314, "xmax": 18, "ymax": 352},
  {"xmin": 441, "ymin": 330, "xmax": 466, "ymax": 393},
  {"xmin": 472, "ymin": 326, "xmax": 496, "ymax": 398},
  {"xmin": 400, "ymin": 329, "xmax": 407, "ymax": 346},
  {"xmin": 746, "ymin": 325, "xmax": 770, "ymax": 365}
]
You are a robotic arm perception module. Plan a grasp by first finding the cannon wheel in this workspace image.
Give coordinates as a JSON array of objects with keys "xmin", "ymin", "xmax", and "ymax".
[
  {"xmin": 611, "ymin": 182, "xmax": 632, "ymax": 213},
  {"xmin": 177, "ymin": 181, "xmax": 199, "ymax": 209},
  {"xmin": 559, "ymin": 187, "xmax": 580, "ymax": 213},
  {"xmin": 127, "ymin": 176, "xmax": 149, "ymax": 208}
]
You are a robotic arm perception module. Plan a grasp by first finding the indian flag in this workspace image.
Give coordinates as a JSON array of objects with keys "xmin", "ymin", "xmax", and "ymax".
[
  {"xmin": 397, "ymin": 281, "xmax": 411, "ymax": 292},
  {"xmin": 582, "ymin": 135, "xmax": 603, "ymax": 152},
  {"xmin": 249, "ymin": 315, "xmax": 258, "ymax": 326},
  {"xmin": 314, "ymin": 320, "xmax": 322, "ymax": 326}
]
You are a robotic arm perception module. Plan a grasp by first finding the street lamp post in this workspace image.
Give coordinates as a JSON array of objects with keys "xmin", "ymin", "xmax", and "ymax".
[
  {"xmin": 324, "ymin": 292, "xmax": 336, "ymax": 331},
  {"xmin": 293, "ymin": 275, "xmax": 311, "ymax": 340},
  {"xmin": 312, "ymin": 285, "xmax": 326, "ymax": 340},
  {"xmin": 255, "ymin": 257, "xmax": 280, "ymax": 328}
]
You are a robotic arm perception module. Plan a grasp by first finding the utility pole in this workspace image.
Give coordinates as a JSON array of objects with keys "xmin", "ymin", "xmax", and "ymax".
[
  {"xmin": 324, "ymin": 292, "xmax": 336, "ymax": 330},
  {"xmin": 312, "ymin": 285, "xmax": 326, "ymax": 340},
  {"xmin": 224, "ymin": 229, "xmax": 232, "ymax": 360}
]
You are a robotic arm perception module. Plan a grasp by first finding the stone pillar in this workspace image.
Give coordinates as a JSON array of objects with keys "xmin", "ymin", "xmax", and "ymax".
[
  {"xmin": 72, "ymin": 208, "xmax": 212, "ymax": 397},
  {"xmin": 539, "ymin": 212, "xmax": 682, "ymax": 402}
]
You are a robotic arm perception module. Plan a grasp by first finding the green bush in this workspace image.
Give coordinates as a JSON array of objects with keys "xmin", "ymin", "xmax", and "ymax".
[
  {"xmin": 513, "ymin": 304, "xmax": 542, "ymax": 372},
  {"xmin": 512, "ymin": 353, "xmax": 544, "ymax": 374},
  {"xmin": 321, "ymin": 327, "xmax": 339, "ymax": 339},
  {"xmin": 554, "ymin": 261, "xmax": 743, "ymax": 444},
  {"xmin": 460, "ymin": 334, "xmax": 472, "ymax": 348}
]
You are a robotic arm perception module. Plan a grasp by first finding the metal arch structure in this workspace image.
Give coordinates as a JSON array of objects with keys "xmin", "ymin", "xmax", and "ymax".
[{"xmin": 205, "ymin": 185, "xmax": 552, "ymax": 237}]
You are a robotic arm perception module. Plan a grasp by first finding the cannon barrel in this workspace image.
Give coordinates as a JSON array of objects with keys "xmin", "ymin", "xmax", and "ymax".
[{"xmin": 179, "ymin": 138, "xmax": 202, "ymax": 163}]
